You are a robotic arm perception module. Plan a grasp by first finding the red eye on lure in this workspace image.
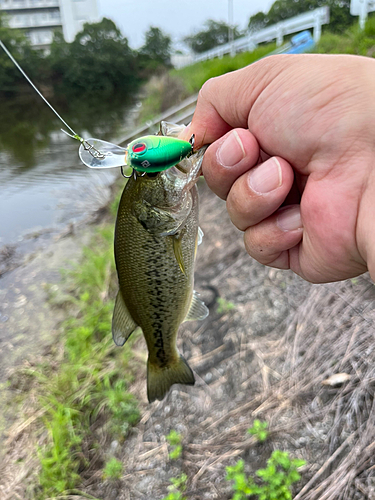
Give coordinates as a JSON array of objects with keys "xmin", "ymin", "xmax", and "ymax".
[{"xmin": 0, "ymin": 40, "xmax": 194, "ymax": 178}]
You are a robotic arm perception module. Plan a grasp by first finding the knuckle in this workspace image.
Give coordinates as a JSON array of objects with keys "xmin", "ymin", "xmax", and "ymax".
[
  {"xmin": 227, "ymin": 180, "xmax": 249, "ymax": 213},
  {"xmin": 243, "ymin": 228, "xmax": 279, "ymax": 266},
  {"xmin": 199, "ymin": 75, "xmax": 223, "ymax": 102}
]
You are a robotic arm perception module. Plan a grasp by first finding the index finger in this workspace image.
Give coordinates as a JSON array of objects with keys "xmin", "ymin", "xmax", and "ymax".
[{"xmin": 180, "ymin": 56, "xmax": 281, "ymax": 147}]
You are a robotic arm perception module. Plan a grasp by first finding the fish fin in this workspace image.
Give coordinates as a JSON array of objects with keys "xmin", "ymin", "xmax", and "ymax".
[
  {"xmin": 173, "ymin": 235, "xmax": 186, "ymax": 275},
  {"xmin": 133, "ymin": 195, "xmax": 192, "ymax": 236},
  {"xmin": 112, "ymin": 290, "xmax": 138, "ymax": 346},
  {"xmin": 198, "ymin": 227, "xmax": 204, "ymax": 245},
  {"xmin": 147, "ymin": 354, "xmax": 195, "ymax": 403},
  {"xmin": 184, "ymin": 290, "xmax": 209, "ymax": 322},
  {"xmin": 194, "ymin": 227, "xmax": 204, "ymax": 259}
]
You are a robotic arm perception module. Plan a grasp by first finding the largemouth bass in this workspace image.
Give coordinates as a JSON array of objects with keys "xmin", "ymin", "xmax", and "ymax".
[{"xmin": 113, "ymin": 123, "xmax": 208, "ymax": 403}]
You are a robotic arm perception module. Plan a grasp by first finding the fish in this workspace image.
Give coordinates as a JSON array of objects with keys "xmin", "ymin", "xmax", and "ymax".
[{"xmin": 112, "ymin": 122, "xmax": 209, "ymax": 403}]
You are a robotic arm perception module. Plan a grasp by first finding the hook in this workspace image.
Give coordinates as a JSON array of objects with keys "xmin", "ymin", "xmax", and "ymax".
[{"xmin": 120, "ymin": 167, "xmax": 146, "ymax": 180}]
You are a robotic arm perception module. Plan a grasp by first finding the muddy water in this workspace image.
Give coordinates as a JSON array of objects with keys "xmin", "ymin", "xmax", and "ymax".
[
  {"xmin": 0, "ymin": 135, "xmax": 116, "ymax": 248},
  {"xmin": 0, "ymin": 133, "xmax": 118, "ymax": 430}
]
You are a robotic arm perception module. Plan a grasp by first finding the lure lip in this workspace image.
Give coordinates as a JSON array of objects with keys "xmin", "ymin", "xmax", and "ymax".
[{"xmin": 78, "ymin": 138, "xmax": 127, "ymax": 169}]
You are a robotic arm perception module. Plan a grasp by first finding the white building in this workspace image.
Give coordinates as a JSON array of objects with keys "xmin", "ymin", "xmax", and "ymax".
[{"xmin": 0, "ymin": 0, "xmax": 100, "ymax": 50}]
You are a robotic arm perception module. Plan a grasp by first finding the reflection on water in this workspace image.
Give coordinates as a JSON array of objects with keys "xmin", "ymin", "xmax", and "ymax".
[{"xmin": 0, "ymin": 94, "xmax": 132, "ymax": 246}]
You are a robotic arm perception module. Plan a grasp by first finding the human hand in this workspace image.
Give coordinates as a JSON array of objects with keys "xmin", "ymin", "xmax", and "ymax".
[{"xmin": 181, "ymin": 54, "xmax": 375, "ymax": 283}]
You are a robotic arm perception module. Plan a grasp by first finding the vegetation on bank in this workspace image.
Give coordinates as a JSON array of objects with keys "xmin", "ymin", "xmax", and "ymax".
[
  {"xmin": 2, "ymin": 12, "xmax": 375, "ymax": 500},
  {"xmin": 137, "ymin": 16, "xmax": 375, "ymax": 125},
  {"xmin": 4, "ymin": 189, "xmax": 142, "ymax": 498}
]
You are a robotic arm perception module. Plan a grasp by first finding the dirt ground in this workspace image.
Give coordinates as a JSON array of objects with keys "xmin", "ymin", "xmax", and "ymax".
[{"xmin": 1, "ymin": 181, "xmax": 375, "ymax": 499}]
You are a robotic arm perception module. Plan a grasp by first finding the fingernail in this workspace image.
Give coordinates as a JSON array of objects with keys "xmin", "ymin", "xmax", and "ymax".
[
  {"xmin": 277, "ymin": 206, "xmax": 303, "ymax": 231},
  {"xmin": 217, "ymin": 130, "xmax": 245, "ymax": 167},
  {"xmin": 248, "ymin": 157, "xmax": 282, "ymax": 194}
]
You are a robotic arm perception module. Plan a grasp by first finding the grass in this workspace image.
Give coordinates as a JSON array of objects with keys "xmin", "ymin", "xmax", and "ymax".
[
  {"xmin": 248, "ymin": 420, "xmax": 269, "ymax": 443},
  {"xmin": 317, "ymin": 17, "xmax": 375, "ymax": 56},
  {"xmin": 103, "ymin": 457, "xmax": 123, "ymax": 480},
  {"xmin": 35, "ymin": 225, "xmax": 140, "ymax": 497},
  {"xmin": 161, "ymin": 473, "xmax": 188, "ymax": 500},
  {"xmin": 216, "ymin": 296, "xmax": 236, "ymax": 314},
  {"xmin": 170, "ymin": 43, "xmax": 276, "ymax": 95},
  {"xmin": 6, "ymin": 182, "xmax": 142, "ymax": 498},
  {"xmin": 166, "ymin": 429, "xmax": 183, "ymax": 460},
  {"xmin": 226, "ymin": 451, "xmax": 305, "ymax": 500}
]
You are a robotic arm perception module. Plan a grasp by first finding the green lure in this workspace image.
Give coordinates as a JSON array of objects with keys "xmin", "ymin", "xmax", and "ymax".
[{"xmin": 127, "ymin": 135, "xmax": 193, "ymax": 173}]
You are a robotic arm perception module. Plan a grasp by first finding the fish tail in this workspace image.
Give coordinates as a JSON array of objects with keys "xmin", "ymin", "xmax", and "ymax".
[{"xmin": 147, "ymin": 354, "xmax": 195, "ymax": 403}]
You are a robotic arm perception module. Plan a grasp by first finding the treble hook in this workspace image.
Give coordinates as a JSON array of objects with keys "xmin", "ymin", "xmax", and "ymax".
[{"xmin": 120, "ymin": 166, "xmax": 146, "ymax": 180}]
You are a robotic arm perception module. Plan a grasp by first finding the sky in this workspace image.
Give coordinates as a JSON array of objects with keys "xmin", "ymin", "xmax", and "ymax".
[{"xmin": 96, "ymin": 0, "xmax": 275, "ymax": 50}]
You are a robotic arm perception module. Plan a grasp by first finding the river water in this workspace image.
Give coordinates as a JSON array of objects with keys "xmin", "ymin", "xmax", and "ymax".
[
  {"xmin": 0, "ymin": 92, "xmax": 141, "ymax": 257},
  {"xmin": 0, "ymin": 135, "xmax": 116, "ymax": 248}
]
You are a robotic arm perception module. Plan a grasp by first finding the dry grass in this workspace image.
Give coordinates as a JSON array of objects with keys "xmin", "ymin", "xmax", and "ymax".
[{"xmin": 1, "ymin": 182, "xmax": 374, "ymax": 499}]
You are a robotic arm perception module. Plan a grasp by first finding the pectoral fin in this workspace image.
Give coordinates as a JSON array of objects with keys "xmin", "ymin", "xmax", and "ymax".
[
  {"xmin": 173, "ymin": 235, "xmax": 186, "ymax": 275},
  {"xmin": 198, "ymin": 227, "xmax": 204, "ymax": 245},
  {"xmin": 133, "ymin": 199, "xmax": 190, "ymax": 237},
  {"xmin": 184, "ymin": 290, "xmax": 209, "ymax": 322},
  {"xmin": 112, "ymin": 290, "xmax": 138, "ymax": 346}
]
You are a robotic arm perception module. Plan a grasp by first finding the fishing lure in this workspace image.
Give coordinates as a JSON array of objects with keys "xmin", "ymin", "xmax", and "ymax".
[
  {"xmin": 0, "ymin": 40, "xmax": 194, "ymax": 178},
  {"xmin": 80, "ymin": 133, "xmax": 195, "ymax": 179}
]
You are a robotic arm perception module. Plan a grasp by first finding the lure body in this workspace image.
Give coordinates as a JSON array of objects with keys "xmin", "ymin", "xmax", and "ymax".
[{"xmin": 127, "ymin": 135, "xmax": 193, "ymax": 172}]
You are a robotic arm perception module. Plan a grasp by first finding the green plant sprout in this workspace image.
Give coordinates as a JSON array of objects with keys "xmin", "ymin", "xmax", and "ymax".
[
  {"xmin": 166, "ymin": 429, "xmax": 183, "ymax": 460},
  {"xmin": 103, "ymin": 457, "xmax": 123, "ymax": 480},
  {"xmin": 248, "ymin": 420, "xmax": 269, "ymax": 443},
  {"xmin": 161, "ymin": 473, "xmax": 188, "ymax": 500},
  {"xmin": 226, "ymin": 451, "xmax": 306, "ymax": 500},
  {"xmin": 216, "ymin": 296, "xmax": 236, "ymax": 314}
]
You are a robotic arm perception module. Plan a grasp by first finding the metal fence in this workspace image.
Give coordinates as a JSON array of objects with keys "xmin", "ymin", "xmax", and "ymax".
[{"xmin": 173, "ymin": 7, "xmax": 329, "ymax": 69}]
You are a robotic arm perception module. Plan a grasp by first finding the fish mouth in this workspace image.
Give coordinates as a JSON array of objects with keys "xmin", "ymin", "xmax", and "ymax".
[{"xmin": 144, "ymin": 171, "xmax": 159, "ymax": 179}]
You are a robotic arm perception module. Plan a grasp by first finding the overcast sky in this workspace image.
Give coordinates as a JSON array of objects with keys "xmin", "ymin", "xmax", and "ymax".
[{"xmin": 96, "ymin": 0, "xmax": 275, "ymax": 49}]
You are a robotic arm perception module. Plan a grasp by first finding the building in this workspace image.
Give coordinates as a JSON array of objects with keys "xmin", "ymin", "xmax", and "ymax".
[{"xmin": 0, "ymin": 0, "xmax": 100, "ymax": 50}]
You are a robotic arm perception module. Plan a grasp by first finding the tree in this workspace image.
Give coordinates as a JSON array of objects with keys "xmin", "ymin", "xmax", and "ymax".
[
  {"xmin": 140, "ymin": 27, "xmax": 172, "ymax": 67},
  {"xmin": 48, "ymin": 19, "xmax": 140, "ymax": 103},
  {"xmin": 248, "ymin": 0, "xmax": 352, "ymax": 34},
  {"xmin": 248, "ymin": 12, "xmax": 268, "ymax": 34},
  {"xmin": 184, "ymin": 20, "xmax": 241, "ymax": 54},
  {"xmin": 0, "ymin": 12, "xmax": 42, "ymax": 93}
]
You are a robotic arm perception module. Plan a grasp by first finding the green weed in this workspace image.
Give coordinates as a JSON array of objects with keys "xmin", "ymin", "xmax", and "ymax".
[
  {"xmin": 103, "ymin": 457, "xmax": 123, "ymax": 480},
  {"xmin": 161, "ymin": 473, "xmax": 188, "ymax": 500},
  {"xmin": 216, "ymin": 296, "xmax": 236, "ymax": 314},
  {"xmin": 171, "ymin": 44, "xmax": 276, "ymax": 95},
  {"xmin": 33, "ymin": 227, "xmax": 140, "ymax": 498},
  {"xmin": 226, "ymin": 451, "xmax": 305, "ymax": 500},
  {"xmin": 166, "ymin": 429, "xmax": 183, "ymax": 460},
  {"xmin": 248, "ymin": 420, "xmax": 269, "ymax": 443},
  {"xmin": 317, "ymin": 18, "xmax": 375, "ymax": 57}
]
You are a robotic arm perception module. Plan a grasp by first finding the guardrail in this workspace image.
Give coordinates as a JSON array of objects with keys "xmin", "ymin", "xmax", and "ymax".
[
  {"xmin": 174, "ymin": 7, "xmax": 329, "ymax": 69},
  {"xmin": 120, "ymin": 12, "xmax": 326, "ymax": 145},
  {"xmin": 118, "ymin": 94, "xmax": 198, "ymax": 146}
]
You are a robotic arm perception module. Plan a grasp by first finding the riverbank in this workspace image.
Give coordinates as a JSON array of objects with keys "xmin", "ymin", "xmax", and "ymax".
[{"xmin": 1, "ymin": 178, "xmax": 374, "ymax": 499}]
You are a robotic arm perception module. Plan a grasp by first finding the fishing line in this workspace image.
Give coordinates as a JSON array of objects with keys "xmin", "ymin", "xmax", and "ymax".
[{"xmin": 0, "ymin": 40, "xmax": 79, "ymax": 139}]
